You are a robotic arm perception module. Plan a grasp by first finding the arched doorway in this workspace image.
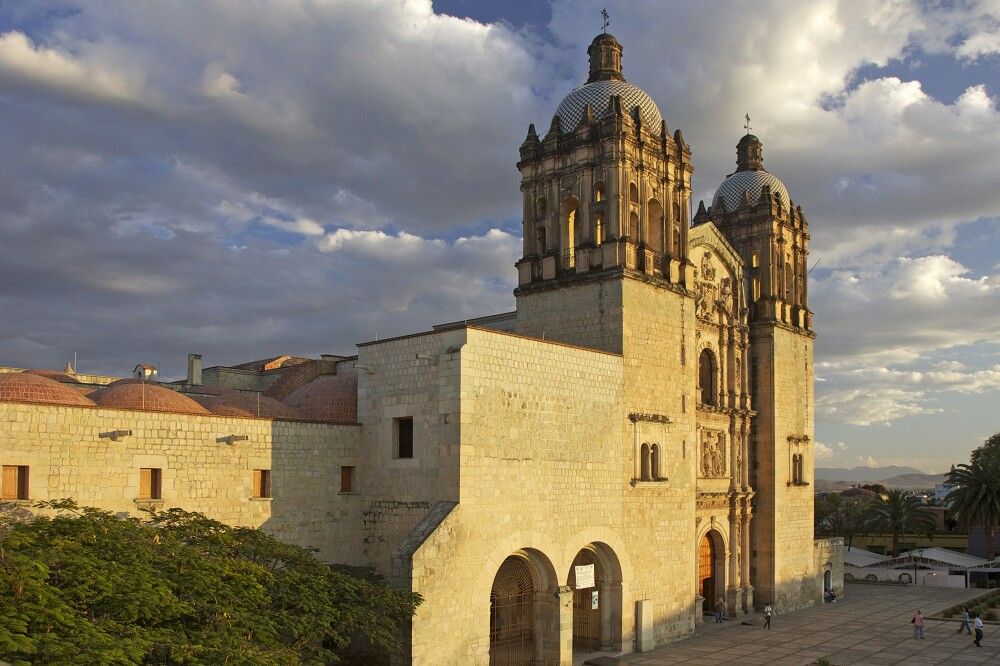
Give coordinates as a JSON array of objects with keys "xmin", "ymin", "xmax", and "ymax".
[
  {"xmin": 490, "ymin": 556, "xmax": 535, "ymax": 666},
  {"xmin": 570, "ymin": 549, "xmax": 602, "ymax": 651},
  {"xmin": 698, "ymin": 532, "xmax": 724, "ymax": 615},
  {"xmin": 568, "ymin": 543, "xmax": 623, "ymax": 655},
  {"xmin": 824, "ymin": 568, "xmax": 832, "ymax": 593}
]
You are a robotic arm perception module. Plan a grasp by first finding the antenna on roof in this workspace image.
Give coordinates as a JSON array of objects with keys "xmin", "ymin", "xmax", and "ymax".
[{"xmin": 601, "ymin": 8, "xmax": 610, "ymax": 33}]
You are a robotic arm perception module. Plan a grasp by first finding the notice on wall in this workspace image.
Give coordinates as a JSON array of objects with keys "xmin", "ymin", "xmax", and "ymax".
[
  {"xmin": 591, "ymin": 590, "xmax": 599, "ymax": 610},
  {"xmin": 574, "ymin": 564, "xmax": 595, "ymax": 589}
]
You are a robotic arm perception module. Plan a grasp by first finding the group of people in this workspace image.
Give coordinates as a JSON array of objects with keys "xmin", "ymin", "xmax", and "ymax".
[{"xmin": 912, "ymin": 606, "xmax": 985, "ymax": 647}]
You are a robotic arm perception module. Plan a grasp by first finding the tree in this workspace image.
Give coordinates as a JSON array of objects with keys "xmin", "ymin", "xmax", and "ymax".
[
  {"xmin": 815, "ymin": 493, "xmax": 876, "ymax": 550},
  {"xmin": 946, "ymin": 455, "xmax": 1000, "ymax": 561},
  {"xmin": 970, "ymin": 431, "xmax": 1000, "ymax": 466},
  {"xmin": 0, "ymin": 501, "xmax": 420, "ymax": 664},
  {"xmin": 871, "ymin": 489, "xmax": 936, "ymax": 556}
]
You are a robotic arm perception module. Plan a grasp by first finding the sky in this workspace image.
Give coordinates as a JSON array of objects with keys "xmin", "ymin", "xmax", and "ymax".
[{"xmin": 0, "ymin": 0, "xmax": 997, "ymax": 473}]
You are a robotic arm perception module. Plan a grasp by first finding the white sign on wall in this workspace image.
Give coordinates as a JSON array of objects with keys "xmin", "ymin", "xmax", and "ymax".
[{"xmin": 574, "ymin": 564, "xmax": 595, "ymax": 589}]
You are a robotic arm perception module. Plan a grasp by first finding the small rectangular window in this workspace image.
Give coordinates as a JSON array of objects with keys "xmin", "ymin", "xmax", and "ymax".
[
  {"xmin": 139, "ymin": 467, "xmax": 162, "ymax": 500},
  {"xmin": 253, "ymin": 469, "xmax": 271, "ymax": 498},
  {"xmin": 396, "ymin": 417, "xmax": 414, "ymax": 459},
  {"xmin": 340, "ymin": 466, "xmax": 355, "ymax": 493},
  {"xmin": 2, "ymin": 465, "xmax": 29, "ymax": 500}
]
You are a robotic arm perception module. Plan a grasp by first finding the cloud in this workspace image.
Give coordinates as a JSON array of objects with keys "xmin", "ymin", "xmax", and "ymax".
[
  {"xmin": 812, "ymin": 256, "xmax": 1000, "ymax": 365},
  {"xmin": 815, "ymin": 441, "xmax": 848, "ymax": 460},
  {"xmin": 0, "ymin": 30, "xmax": 144, "ymax": 104},
  {"xmin": 0, "ymin": 0, "xmax": 997, "ymax": 427}
]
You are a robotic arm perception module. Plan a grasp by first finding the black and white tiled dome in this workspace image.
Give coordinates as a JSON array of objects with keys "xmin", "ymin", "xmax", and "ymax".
[
  {"xmin": 712, "ymin": 170, "xmax": 790, "ymax": 213},
  {"xmin": 555, "ymin": 79, "xmax": 663, "ymax": 131}
]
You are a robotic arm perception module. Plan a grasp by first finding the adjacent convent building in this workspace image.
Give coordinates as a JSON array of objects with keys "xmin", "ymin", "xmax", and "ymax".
[{"xmin": 1, "ymin": 32, "xmax": 840, "ymax": 665}]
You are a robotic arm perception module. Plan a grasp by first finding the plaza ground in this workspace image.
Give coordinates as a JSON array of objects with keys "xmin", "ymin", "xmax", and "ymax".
[{"xmin": 599, "ymin": 584, "xmax": 998, "ymax": 665}]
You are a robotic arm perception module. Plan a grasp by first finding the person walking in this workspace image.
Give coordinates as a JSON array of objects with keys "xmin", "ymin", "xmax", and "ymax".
[
  {"xmin": 974, "ymin": 613, "xmax": 984, "ymax": 647},
  {"xmin": 763, "ymin": 604, "xmax": 773, "ymax": 630},
  {"xmin": 911, "ymin": 609, "xmax": 925, "ymax": 639},
  {"xmin": 715, "ymin": 597, "xmax": 726, "ymax": 623},
  {"xmin": 957, "ymin": 606, "xmax": 972, "ymax": 635}
]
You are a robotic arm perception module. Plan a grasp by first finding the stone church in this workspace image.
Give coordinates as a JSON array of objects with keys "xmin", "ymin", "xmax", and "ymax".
[{"xmin": 0, "ymin": 32, "xmax": 840, "ymax": 665}]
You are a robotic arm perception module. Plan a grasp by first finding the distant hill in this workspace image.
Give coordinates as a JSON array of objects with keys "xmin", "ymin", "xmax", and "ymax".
[
  {"xmin": 814, "ymin": 465, "xmax": 947, "ymax": 493},
  {"xmin": 815, "ymin": 465, "xmax": 926, "ymax": 482}
]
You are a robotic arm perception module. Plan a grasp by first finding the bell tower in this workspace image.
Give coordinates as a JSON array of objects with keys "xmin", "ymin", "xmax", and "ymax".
[
  {"xmin": 514, "ymin": 33, "xmax": 694, "ymax": 352},
  {"xmin": 695, "ymin": 132, "xmax": 817, "ymax": 610}
]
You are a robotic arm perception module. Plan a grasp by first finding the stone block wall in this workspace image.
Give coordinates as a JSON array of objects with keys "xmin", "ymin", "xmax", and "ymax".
[{"xmin": 0, "ymin": 402, "xmax": 362, "ymax": 563}]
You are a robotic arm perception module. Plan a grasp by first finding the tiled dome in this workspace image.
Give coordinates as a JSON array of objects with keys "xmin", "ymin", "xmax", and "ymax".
[
  {"xmin": 0, "ymin": 372, "xmax": 96, "ymax": 407},
  {"xmin": 24, "ymin": 369, "xmax": 81, "ymax": 383},
  {"xmin": 283, "ymin": 373, "xmax": 358, "ymax": 423},
  {"xmin": 712, "ymin": 169, "xmax": 790, "ymax": 213},
  {"xmin": 555, "ymin": 79, "xmax": 663, "ymax": 132},
  {"xmin": 196, "ymin": 389, "xmax": 301, "ymax": 420},
  {"xmin": 90, "ymin": 379, "xmax": 210, "ymax": 415}
]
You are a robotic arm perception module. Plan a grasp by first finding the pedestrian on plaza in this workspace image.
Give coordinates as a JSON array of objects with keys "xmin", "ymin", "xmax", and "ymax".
[
  {"xmin": 911, "ymin": 609, "xmax": 925, "ymax": 639},
  {"xmin": 957, "ymin": 606, "xmax": 972, "ymax": 635},
  {"xmin": 763, "ymin": 603, "xmax": 773, "ymax": 630},
  {"xmin": 973, "ymin": 613, "xmax": 984, "ymax": 647},
  {"xmin": 715, "ymin": 597, "xmax": 726, "ymax": 623}
]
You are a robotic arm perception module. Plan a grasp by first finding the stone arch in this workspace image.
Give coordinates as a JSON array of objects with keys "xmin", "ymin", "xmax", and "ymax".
[
  {"xmin": 488, "ymin": 547, "xmax": 560, "ymax": 666},
  {"xmin": 566, "ymin": 541, "xmax": 624, "ymax": 654},
  {"xmin": 560, "ymin": 196, "xmax": 579, "ymax": 268},
  {"xmin": 593, "ymin": 181, "xmax": 605, "ymax": 203},
  {"xmin": 646, "ymin": 198, "xmax": 663, "ymax": 252},
  {"xmin": 698, "ymin": 348, "xmax": 718, "ymax": 406},
  {"xmin": 696, "ymin": 528, "xmax": 727, "ymax": 616},
  {"xmin": 640, "ymin": 442, "xmax": 651, "ymax": 481}
]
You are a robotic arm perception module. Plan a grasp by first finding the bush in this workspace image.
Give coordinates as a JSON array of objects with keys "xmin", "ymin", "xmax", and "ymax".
[
  {"xmin": 942, "ymin": 610, "xmax": 954, "ymax": 618},
  {"xmin": 985, "ymin": 610, "xmax": 998, "ymax": 622},
  {"xmin": 0, "ymin": 501, "xmax": 420, "ymax": 664}
]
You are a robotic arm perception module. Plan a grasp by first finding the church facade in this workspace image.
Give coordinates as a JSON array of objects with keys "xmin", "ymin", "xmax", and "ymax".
[{"xmin": 0, "ymin": 32, "xmax": 839, "ymax": 665}]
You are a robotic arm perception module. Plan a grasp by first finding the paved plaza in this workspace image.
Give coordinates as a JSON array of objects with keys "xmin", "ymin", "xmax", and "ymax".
[{"xmin": 612, "ymin": 585, "xmax": 998, "ymax": 665}]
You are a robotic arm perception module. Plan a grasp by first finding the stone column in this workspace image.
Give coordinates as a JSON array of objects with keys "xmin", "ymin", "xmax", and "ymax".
[{"xmin": 541, "ymin": 586, "xmax": 574, "ymax": 665}]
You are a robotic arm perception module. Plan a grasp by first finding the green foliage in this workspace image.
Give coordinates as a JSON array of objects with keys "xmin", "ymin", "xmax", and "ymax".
[
  {"xmin": 814, "ymin": 494, "xmax": 877, "ymax": 549},
  {"xmin": 0, "ymin": 501, "xmax": 420, "ymax": 665},
  {"xmin": 986, "ymin": 610, "xmax": 998, "ymax": 621},
  {"xmin": 942, "ymin": 609, "xmax": 954, "ymax": 618},
  {"xmin": 969, "ymin": 431, "xmax": 1000, "ymax": 466},
  {"xmin": 870, "ymin": 489, "xmax": 936, "ymax": 556},
  {"xmin": 945, "ymin": 455, "xmax": 1000, "ymax": 561}
]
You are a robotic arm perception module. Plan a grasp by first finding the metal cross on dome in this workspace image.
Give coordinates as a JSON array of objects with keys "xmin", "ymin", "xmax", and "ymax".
[
  {"xmin": 601, "ymin": 8, "xmax": 610, "ymax": 33},
  {"xmin": 744, "ymin": 113, "xmax": 752, "ymax": 135}
]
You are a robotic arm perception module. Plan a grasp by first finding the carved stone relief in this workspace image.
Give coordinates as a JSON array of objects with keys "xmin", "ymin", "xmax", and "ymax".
[{"xmin": 701, "ymin": 429, "xmax": 726, "ymax": 478}]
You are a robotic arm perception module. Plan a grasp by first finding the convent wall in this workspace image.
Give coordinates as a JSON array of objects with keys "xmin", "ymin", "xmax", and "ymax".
[{"xmin": 0, "ymin": 402, "xmax": 362, "ymax": 564}]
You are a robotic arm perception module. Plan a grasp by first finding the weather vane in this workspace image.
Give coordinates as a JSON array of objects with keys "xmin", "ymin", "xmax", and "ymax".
[
  {"xmin": 744, "ymin": 112, "xmax": 752, "ymax": 135},
  {"xmin": 601, "ymin": 8, "xmax": 610, "ymax": 33}
]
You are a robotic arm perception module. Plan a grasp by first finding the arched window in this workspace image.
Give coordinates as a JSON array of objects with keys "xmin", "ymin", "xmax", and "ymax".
[
  {"xmin": 560, "ymin": 197, "xmax": 578, "ymax": 269},
  {"xmin": 536, "ymin": 197, "xmax": 547, "ymax": 219},
  {"xmin": 594, "ymin": 182, "xmax": 605, "ymax": 203},
  {"xmin": 594, "ymin": 211, "xmax": 604, "ymax": 246},
  {"xmin": 628, "ymin": 211, "xmax": 639, "ymax": 239},
  {"xmin": 698, "ymin": 349, "xmax": 717, "ymax": 406},
  {"xmin": 629, "ymin": 182, "xmax": 639, "ymax": 205},
  {"xmin": 640, "ymin": 443, "xmax": 651, "ymax": 481},
  {"xmin": 650, "ymin": 444, "xmax": 660, "ymax": 480},
  {"xmin": 646, "ymin": 199, "xmax": 663, "ymax": 252},
  {"xmin": 535, "ymin": 226, "xmax": 546, "ymax": 254},
  {"xmin": 785, "ymin": 261, "xmax": 793, "ymax": 301},
  {"xmin": 672, "ymin": 202, "xmax": 681, "ymax": 224}
]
